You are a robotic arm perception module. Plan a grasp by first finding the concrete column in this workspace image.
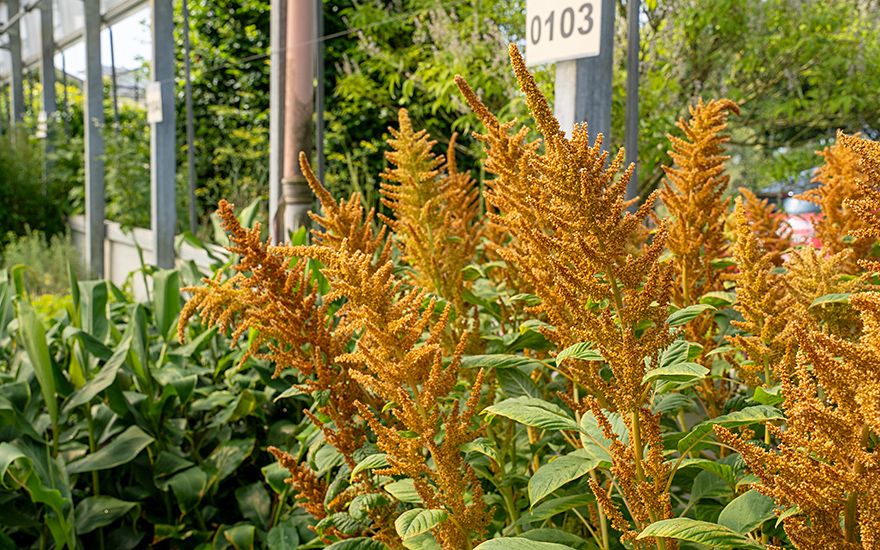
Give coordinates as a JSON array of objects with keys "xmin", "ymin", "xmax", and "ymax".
[
  {"xmin": 40, "ymin": 0, "xmax": 56, "ymax": 140},
  {"xmin": 281, "ymin": 0, "xmax": 314, "ymax": 239},
  {"xmin": 6, "ymin": 0, "xmax": 25, "ymax": 125},
  {"xmin": 554, "ymin": 0, "xmax": 615, "ymax": 151},
  {"xmin": 268, "ymin": 0, "xmax": 287, "ymax": 244},
  {"xmin": 150, "ymin": 0, "xmax": 176, "ymax": 269},
  {"xmin": 83, "ymin": 0, "xmax": 105, "ymax": 277},
  {"xmin": 624, "ymin": 0, "xmax": 640, "ymax": 205}
]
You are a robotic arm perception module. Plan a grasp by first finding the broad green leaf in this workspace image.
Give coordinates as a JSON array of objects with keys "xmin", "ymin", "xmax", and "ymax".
[
  {"xmin": 153, "ymin": 269, "xmax": 181, "ymax": 341},
  {"xmin": 272, "ymin": 385, "xmax": 306, "ymax": 402},
  {"xmin": 168, "ymin": 466, "xmax": 208, "ymax": 513},
  {"xmin": 223, "ymin": 523, "xmax": 256, "ymax": 550},
  {"xmin": 462, "ymin": 265, "xmax": 485, "ymax": 281},
  {"xmin": 810, "ymin": 293, "xmax": 851, "ymax": 308},
  {"xmin": 15, "ymin": 299, "xmax": 57, "ymax": 423},
  {"xmin": 267, "ymin": 518, "xmax": 300, "ymax": 550},
  {"xmin": 578, "ymin": 409, "xmax": 627, "ymax": 463},
  {"xmin": 700, "ymin": 291, "xmax": 736, "ymax": 307},
  {"xmin": 461, "ymin": 354, "xmax": 544, "ymax": 371},
  {"xmin": 643, "ymin": 362, "xmax": 709, "ymax": 385},
  {"xmin": 529, "ymin": 449, "xmax": 598, "ymax": 506},
  {"xmin": 459, "ymin": 438, "xmax": 501, "ymax": 464},
  {"xmin": 678, "ymin": 405, "xmax": 784, "ymax": 454},
  {"xmin": 518, "ymin": 530, "xmax": 591, "ymax": 549},
  {"xmin": 67, "ymin": 425, "xmax": 155, "ymax": 474},
  {"xmin": 668, "ymin": 304, "xmax": 716, "ymax": 326},
  {"xmin": 351, "ymin": 453, "xmax": 389, "ymax": 480},
  {"xmin": 62, "ymin": 333, "xmax": 131, "ymax": 413},
  {"xmin": 485, "ymin": 397, "xmax": 582, "ymax": 433},
  {"xmin": 395, "ymin": 508, "xmax": 448, "ymax": 539},
  {"xmin": 0, "ymin": 442, "xmax": 67, "ymax": 516},
  {"xmin": 474, "ymin": 538, "xmax": 576, "ymax": 550},
  {"xmin": 205, "ymin": 438, "xmax": 255, "ymax": 486},
  {"xmin": 556, "ymin": 342, "xmax": 604, "ymax": 364},
  {"xmin": 75, "ymin": 496, "xmax": 138, "ymax": 534},
  {"xmin": 776, "ymin": 505, "xmax": 800, "ymax": 527},
  {"xmin": 752, "ymin": 386, "xmax": 784, "ymax": 406},
  {"xmin": 79, "ymin": 280, "xmax": 109, "ymax": 343},
  {"xmin": 689, "ymin": 467, "xmax": 736, "ymax": 504},
  {"xmin": 210, "ymin": 390, "xmax": 257, "ymax": 427},
  {"xmin": 236, "ymin": 482, "xmax": 271, "ymax": 530},
  {"xmin": 62, "ymin": 326, "xmax": 113, "ymax": 361},
  {"xmin": 384, "ymin": 479, "xmax": 421, "ymax": 503},
  {"xmin": 497, "ymin": 367, "xmax": 542, "ymax": 399},
  {"xmin": 718, "ymin": 490, "xmax": 777, "ymax": 534},
  {"xmin": 153, "ymin": 451, "xmax": 195, "ymax": 491},
  {"xmin": 261, "ymin": 462, "xmax": 289, "ymax": 495},
  {"xmin": 170, "ymin": 325, "xmax": 218, "ymax": 358},
  {"xmin": 637, "ymin": 518, "xmax": 766, "ymax": 549},
  {"xmin": 508, "ymin": 293, "xmax": 542, "ymax": 306},
  {"xmin": 323, "ymin": 538, "xmax": 387, "ymax": 550},
  {"xmin": 238, "ymin": 197, "xmax": 262, "ymax": 228},
  {"xmin": 402, "ymin": 532, "xmax": 442, "ymax": 550},
  {"xmin": 669, "ymin": 458, "xmax": 735, "ymax": 487}
]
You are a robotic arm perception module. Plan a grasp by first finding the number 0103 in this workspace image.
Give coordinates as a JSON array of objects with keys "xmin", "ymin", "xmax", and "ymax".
[{"xmin": 529, "ymin": 3, "xmax": 594, "ymax": 45}]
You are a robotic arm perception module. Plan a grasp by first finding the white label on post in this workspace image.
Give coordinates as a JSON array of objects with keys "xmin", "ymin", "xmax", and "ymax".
[
  {"xmin": 146, "ymin": 82, "xmax": 163, "ymax": 124},
  {"xmin": 526, "ymin": 0, "xmax": 602, "ymax": 66}
]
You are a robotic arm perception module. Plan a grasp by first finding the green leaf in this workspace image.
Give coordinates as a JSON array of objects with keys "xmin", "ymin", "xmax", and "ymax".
[
  {"xmin": 395, "ymin": 508, "xmax": 448, "ymax": 539},
  {"xmin": 272, "ymin": 385, "xmax": 306, "ymax": 402},
  {"xmin": 67, "ymin": 425, "xmax": 155, "ymax": 474},
  {"xmin": 700, "ymin": 291, "xmax": 736, "ymax": 308},
  {"xmin": 267, "ymin": 518, "xmax": 301, "ymax": 550},
  {"xmin": 507, "ymin": 293, "xmax": 542, "ymax": 306},
  {"xmin": 324, "ymin": 538, "xmax": 387, "ymax": 550},
  {"xmin": 497, "ymin": 367, "xmax": 542, "ymax": 399},
  {"xmin": 210, "ymin": 389, "xmax": 257, "ymax": 427},
  {"xmin": 153, "ymin": 269, "xmax": 181, "ymax": 341},
  {"xmin": 461, "ymin": 265, "xmax": 486, "ymax": 281},
  {"xmin": 578, "ymin": 410, "xmax": 627, "ymax": 463},
  {"xmin": 459, "ymin": 438, "xmax": 500, "ymax": 464},
  {"xmin": 643, "ymin": 362, "xmax": 709, "ymax": 385},
  {"xmin": 670, "ymin": 458, "xmax": 735, "ymax": 487},
  {"xmin": 474, "ymin": 538, "xmax": 577, "ymax": 550},
  {"xmin": 752, "ymin": 386, "xmax": 784, "ymax": 406},
  {"xmin": 236, "ymin": 482, "xmax": 271, "ymax": 530},
  {"xmin": 556, "ymin": 342, "xmax": 604, "ymax": 364},
  {"xmin": 153, "ymin": 451, "xmax": 195, "ymax": 491},
  {"xmin": 810, "ymin": 293, "xmax": 852, "ymax": 308},
  {"xmin": 668, "ymin": 304, "xmax": 716, "ymax": 326},
  {"xmin": 261, "ymin": 462, "xmax": 289, "ymax": 495},
  {"xmin": 402, "ymin": 532, "xmax": 442, "ymax": 550},
  {"xmin": 238, "ymin": 197, "xmax": 262, "ymax": 228},
  {"xmin": 637, "ymin": 518, "xmax": 766, "ymax": 549},
  {"xmin": 168, "ymin": 466, "xmax": 208, "ymax": 514},
  {"xmin": 460, "ymin": 354, "xmax": 544, "ymax": 371},
  {"xmin": 517, "ymin": 530, "xmax": 591, "ymax": 549},
  {"xmin": 384, "ymin": 479, "xmax": 421, "ymax": 503},
  {"xmin": 718, "ymin": 490, "xmax": 777, "ymax": 534},
  {"xmin": 62, "ymin": 333, "xmax": 131, "ymax": 413},
  {"xmin": 0, "ymin": 442, "xmax": 67, "ymax": 517},
  {"xmin": 15, "ymin": 299, "xmax": 57, "ymax": 424},
  {"xmin": 529, "ymin": 449, "xmax": 598, "ymax": 506},
  {"xmin": 75, "ymin": 496, "xmax": 138, "ymax": 534},
  {"xmin": 62, "ymin": 326, "xmax": 113, "ymax": 361},
  {"xmin": 205, "ymin": 438, "xmax": 255, "ymax": 486},
  {"xmin": 223, "ymin": 523, "xmax": 256, "ymax": 550},
  {"xmin": 776, "ymin": 505, "xmax": 800, "ymax": 527},
  {"xmin": 485, "ymin": 397, "xmax": 582, "ymax": 433},
  {"xmin": 78, "ymin": 280, "xmax": 109, "ymax": 343},
  {"xmin": 351, "ymin": 453, "xmax": 389, "ymax": 480},
  {"xmin": 678, "ymin": 405, "xmax": 784, "ymax": 454}
]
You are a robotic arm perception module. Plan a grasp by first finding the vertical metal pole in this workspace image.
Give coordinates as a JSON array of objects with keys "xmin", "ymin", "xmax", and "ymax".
[
  {"xmin": 7, "ymin": 0, "xmax": 24, "ymax": 125},
  {"xmin": 108, "ymin": 25, "xmax": 120, "ymax": 132},
  {"xmin": 84, "ymin": 0, "xmax": 105, "ymax": 277},
  {"xmin": 26, "ymin": 71, "xmax": 35, "ymax": 119},
  {"xmin": 554, "ymin": 0, "xmax": 615, "ymax": 152},
  {"xmin": 624, "ymin": 0, "xmax": 639, "ymax": 206},
  {"xmin": 268, "ymin": 0, "xmax": 287, "ymax": 243},
  {"xmin": 150, "ymin": 0, "xmax": 177, "ymax": 269},
  {"xmin": 182, "ymin": 0, "xmax": 197, "ymax": 235},
  {"xmin": 62, "ymin": 51, "xmax": 70, "ymax": 138},
  {"xmin": 40, "ymin": 0, "xmax": 56, "ymax": 120},
  {"xmin": 281, "ymin": 0, "xmax": 315, "ymax": 238},
  {"xmin": 315, "ymin": 0, "xmax": 324, "ymax": 188}
]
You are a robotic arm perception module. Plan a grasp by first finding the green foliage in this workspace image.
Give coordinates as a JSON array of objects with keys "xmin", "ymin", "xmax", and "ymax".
[
  {"xmin": 0, "ymin": 231, "xmax": 88, "ymax": 297},
  {"xmin": 0, "ymin": 259, "xmax": 315, "ymax": 549}
]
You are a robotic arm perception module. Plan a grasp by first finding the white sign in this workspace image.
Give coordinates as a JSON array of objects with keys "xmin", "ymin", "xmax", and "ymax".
[
  {"xmin": 526, "ymin": 0, "xmax": 602, "ymax": 66},
  {"xmin": 146, "ymin": 82, "xmax": 163, "ymax": 124}
]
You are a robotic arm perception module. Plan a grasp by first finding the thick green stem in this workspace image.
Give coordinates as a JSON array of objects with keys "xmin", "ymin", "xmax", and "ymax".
[
  {"xmin": 763, "ymin": 355, "xmax": 772, "ymax": 445},
  {"xmin": 85, "ymin": 406, "xmax": 106, "ymax": 550},
  {"xmin": 632, "ymin": 410, "xmax": 667, "ymax": 550}
]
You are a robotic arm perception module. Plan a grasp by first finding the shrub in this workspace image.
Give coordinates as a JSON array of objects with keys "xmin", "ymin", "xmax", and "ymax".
[{"xmin": 0, "ymin": 230, "xmax": 88, "ymax": 296}]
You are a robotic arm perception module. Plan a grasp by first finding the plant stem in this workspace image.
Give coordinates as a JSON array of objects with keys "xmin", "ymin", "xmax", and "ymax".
[
  {"xmin": 763, "ymin": 355, "xmax": 771, "ymax": 445},
  {"xmin": 85, "ymin": 405, "xmax": 106, "ymax": 550},
  {"xmin": 270, "ymin": 485, "xmax": 290, "ymax": 529},
  {"xmin": 632, "ymin": 410, "xmax": 667, "ymax": 550}
]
